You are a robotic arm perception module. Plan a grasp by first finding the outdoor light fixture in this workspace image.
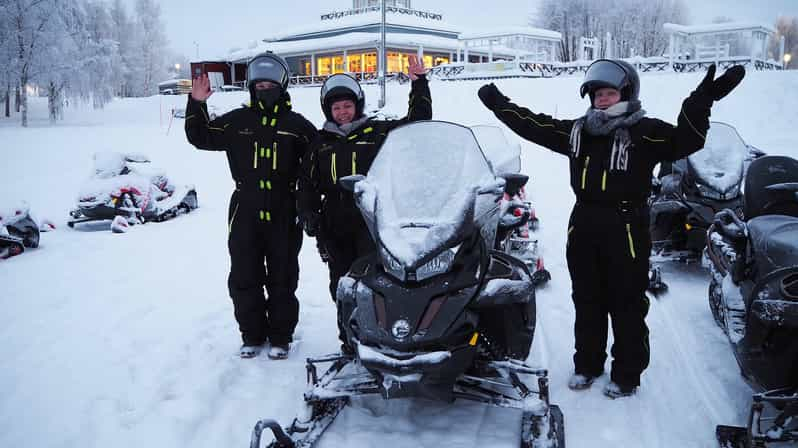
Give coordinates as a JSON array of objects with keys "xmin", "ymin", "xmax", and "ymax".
[{"xmin": 784, "ymin": 53, "xmax": 792, "ymax": 65}]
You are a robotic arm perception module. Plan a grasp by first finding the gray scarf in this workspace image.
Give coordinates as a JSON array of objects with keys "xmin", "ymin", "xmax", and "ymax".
[
  {"xmin": 322, "ymin": 116, "xmax": 371, "ymax": 137},
  {"xmin": 569, "ymin": 100, "xmax": 646, "ymax": 172}
]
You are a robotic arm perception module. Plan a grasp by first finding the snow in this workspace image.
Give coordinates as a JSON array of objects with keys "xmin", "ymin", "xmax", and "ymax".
[
  {"xmin": 687, "ymin": 123, "xmax": 747, "ymax": 195},
  {"xmin": 2, "ymin": 69, "xmax": 798, "ymax": 448},
  {"xmin": 459, "ymin": 26, "xmax": 562, "ymax": 41}
]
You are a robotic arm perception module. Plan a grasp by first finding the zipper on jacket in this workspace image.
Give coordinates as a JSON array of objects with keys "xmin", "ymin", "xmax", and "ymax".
[
  {"xmin": 253, "ymin": 142, "xmax": 258, "ymax": 169},
  {"xmin": 352, "ymin": 152, "xmax": 357, "ymax": 175},
  {"xmin": 602, "ymin": 169, "xmax": 607, "ymax": 191},
  {"xmin": 331, "ymin": 153, "xmax": 337, "ymax": 183},
  {"xmin": 581, "ymin": 156, "xmax": 590, "ymax": 190},
  {"xmin": 273, "ymin": 142, "xmax": 278, "ymax": 171},
  {"xmin": 626, "ymin": 223, "xmax": 637, "ymax": 259}
]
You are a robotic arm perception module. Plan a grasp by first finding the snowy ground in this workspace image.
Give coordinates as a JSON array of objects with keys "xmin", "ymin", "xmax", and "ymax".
[{"xmin": 2, "ymin": 70, "xmax": 798, "ymax": 448}]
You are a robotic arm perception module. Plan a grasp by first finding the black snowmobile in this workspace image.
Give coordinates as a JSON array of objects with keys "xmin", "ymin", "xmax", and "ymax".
[
  {"xmin": 250, "ymin": 121, "xmax": 565, "ymax": 448},
  {"xmin": 705, "ymin": 154, "xmax": 798, "ymax": 447},
  {"xmin": 0, "ymin": 204, "xmax": 49, "ymax": 259},
  {"xmin": 67, "ymin": 152, "xmax": 198, "ymax": 232},
  {"xmin": 648, "ymin": 121, "xmax": 763, "ymax": 293},
  {"xmin": 472, "ymin": 125, "xmax": 551, "ymax": 287}
]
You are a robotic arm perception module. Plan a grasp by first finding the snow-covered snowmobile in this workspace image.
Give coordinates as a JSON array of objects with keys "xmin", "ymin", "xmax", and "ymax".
[
  {"xmin": 705, "ymin": 154, "xmax": 798, "ymax": 447},
  {"xmin": 67, "ymin": 152, "xmax": 198, "ymax": 232},
  {"xmin": 472, "ymin": 125, "xmax": 551, "ymax": 287},
  {"xmin": 0, "ymin": 204, "xmax": 53, "ymax": 259},
  {"xmin": 647, "ymin": 122, "xmax": 762, "ymax": 293},
  {"xmin": 250, "ymin": 121, "xmax": 565, "ymax": 448}
]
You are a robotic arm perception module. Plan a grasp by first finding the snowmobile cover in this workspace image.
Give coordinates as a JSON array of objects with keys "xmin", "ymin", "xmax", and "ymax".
[
  {"xmin": 471, "ymin": 125, "xmax": 522, "ymax": 176},
  {"xmin": 687, "ymin": 122, "xmax": 747, "ymax": 198},
  {"xmin": 744, "ymin": 155, "xmax": 798, "ymax": 219},
  {"xmin": 354, "ymin": 121, "xmax": 500, "ymax": 270}
]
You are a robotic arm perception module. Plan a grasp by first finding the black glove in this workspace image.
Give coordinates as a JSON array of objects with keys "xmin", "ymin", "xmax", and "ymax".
[
  {"xmin": 695, "ymin": 64, "xmax": 745, "ymax": 101},
  {"xmin": 300, "ymin": 212, "xmax": 321, "ymax": 237},
  {"xmin": 478, "ymin": 83, "xmax": 510, "ymax": 111}
]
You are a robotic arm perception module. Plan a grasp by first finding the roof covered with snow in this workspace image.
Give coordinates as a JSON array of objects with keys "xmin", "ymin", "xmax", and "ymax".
[
  {"xmin": 226, "ymin": 31, "xmax": 518, "ymax": 61},
  {"xmin": 664, "ymin": 22, "xmax": 775, "ymax": 36},
  {"xmin": 264, "ymin": 10, "xmax": 460, "ymax": 42},
  {"xmin": 459, "ymin": 26, "xmax": 562, "ymax": 42}
]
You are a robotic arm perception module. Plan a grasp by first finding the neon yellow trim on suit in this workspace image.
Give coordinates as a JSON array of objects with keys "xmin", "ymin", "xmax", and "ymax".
[
  {"xmin": 581, "ymin": 156, "xmax": 590, "ymax": 190},
  {"xmin": 626, "ymin": 223, "xmax": 637, "ymax": 259}
]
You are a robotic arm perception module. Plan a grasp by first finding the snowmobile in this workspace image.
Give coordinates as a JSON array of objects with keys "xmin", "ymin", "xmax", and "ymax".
[
  {"xmin": 67, "ymin": 152, "xmax": 198, "ymax": 232},
  {"xmin": 647, "ymin": 122, "xmax": 763, "ymax": 293},
  {"xmin": 705, "ymin": 154, "xmax": 798, "ymax": 447},
  {"xmin": 471, "ymin": 125, "xmax": 551, "ymax": 287},
  {"xmin": 0, "ymin": 204, "xmax": 53, "ymax": 259},
  {"xmin": 250, "ymin": 121, "xmax": 565, "ymax": 448}
]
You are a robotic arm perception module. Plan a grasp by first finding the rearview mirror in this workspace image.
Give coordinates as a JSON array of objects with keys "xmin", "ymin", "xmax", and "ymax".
[{"xmin": 339, "ymin": 175, "xmax": 366, "ymax": 192}]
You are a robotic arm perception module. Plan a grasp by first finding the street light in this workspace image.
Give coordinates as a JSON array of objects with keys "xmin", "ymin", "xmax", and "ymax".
[
  {"xmin": 785, "ymin": 53, "xmax": 792, "ymax": 67},
  {"xmin": 175, "ymin": 63, "xmax": 181, "ymax": 71}
]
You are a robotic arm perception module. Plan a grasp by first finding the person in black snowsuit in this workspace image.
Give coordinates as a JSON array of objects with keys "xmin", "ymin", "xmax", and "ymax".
[
  {"xmin": 298, "ymin": 56, "xmax": 432, "ymax": 350},
  {"xmin": 185, "ymin": 52, "xmax": 317, "ymax": 360},
  {"xmin": 478, "ymin": 60, "xmax": 745, "ymax": 398}
]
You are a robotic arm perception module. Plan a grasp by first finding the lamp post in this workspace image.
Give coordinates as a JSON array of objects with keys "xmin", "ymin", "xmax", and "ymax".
[
  {"xmin": 785, "ymin": 53, "xmax": 792, "ymax": 69},
  {"xmin": 378, "ymin": 0, "xmax": 386, "ymax": 108}
]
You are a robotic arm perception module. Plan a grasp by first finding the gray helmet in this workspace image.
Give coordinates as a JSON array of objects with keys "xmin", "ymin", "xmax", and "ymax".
[
  {"xmin": 246, "ymin": 52, "xmax": 290, "ymax": 92},
  {"xmin": 580, "ymin": 59, "xmax": 640, "ymax": 102},
  {"xmin": 320, "ymin": 74, "xmax": 365, "ymax": 121}
]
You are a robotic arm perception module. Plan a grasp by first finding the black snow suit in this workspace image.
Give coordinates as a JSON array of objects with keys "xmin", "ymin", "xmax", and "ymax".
[
  {"xmin": 185, "ymin": 92, "xmax": 317, "ymax": 347},
  {"xmin": 299, "ymin": 76, "xmax": 432, "ymax": 339},
  {"xmin": 488, "ymin": 90, "xmax": 712, "ymax": 388}
]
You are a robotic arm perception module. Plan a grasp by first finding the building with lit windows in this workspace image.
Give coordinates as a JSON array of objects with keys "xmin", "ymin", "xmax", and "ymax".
[{"xmin": 191, "ymin": 0, "xmax": 561, "ymax": 86}]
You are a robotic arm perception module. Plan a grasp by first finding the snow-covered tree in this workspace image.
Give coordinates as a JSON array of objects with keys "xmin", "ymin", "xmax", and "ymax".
[
  {"xmin": 533, "ymin": 0, "xmax": 688, "ymax": 62},
  {"xmin": 134, "ymin": 0, "xmax": 168, "ymax": 96},
  {"xmin": 770, "ymin": 16, "xmax": 798, "ymax": 69}
]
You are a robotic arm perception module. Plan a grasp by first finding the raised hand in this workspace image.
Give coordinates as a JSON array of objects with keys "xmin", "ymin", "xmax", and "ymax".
[
  {"xmin": 407, "ymin": 55, "xmax": 426, "ymax": 81},
  {"xmin": 191, "ymin": 74, "xmax": 213, "ymax": 102},
  {"xmin": 478, "ymin": 83, "xmax": 510, "ymax": 111},
  {"xmin": 696, "ymin": 64, "xmax": 746, "ymax": 101}
]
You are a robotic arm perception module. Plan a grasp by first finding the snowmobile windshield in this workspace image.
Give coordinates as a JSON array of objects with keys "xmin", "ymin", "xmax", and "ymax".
[
  {"xmin": 580, "ymin": 59, "xmax": 629, "ymax": 97},
  {"xmin": 247, "ymin": 55, "xmax": 288, "ymax": 88},
  {"xmin": 687, "ymin": 122, "xmax": 747, "ymax": 197},
  {"xmin": 356, "ymin": 121, "xmax": 500, "ymax": 271},
  {"xmin": 93, "ymin": 152, "xmax": 128, "ymax": 178},
  {"xmin": 471, "ymin": 125, "xmax": 521, "ymax": 176}
]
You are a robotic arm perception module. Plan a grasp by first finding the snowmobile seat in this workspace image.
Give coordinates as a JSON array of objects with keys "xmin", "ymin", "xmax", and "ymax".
[
  {"xmin": 747, "ymin": 215, "xmax": 798, "ymax": 275},
  {"xmin": 744, "ymin": 155, "xmax": 798, "ymax": 220}
]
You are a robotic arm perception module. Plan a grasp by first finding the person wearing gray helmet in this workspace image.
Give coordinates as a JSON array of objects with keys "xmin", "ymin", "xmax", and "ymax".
[
  {"xmin": 478, "ymin": 59, "xmax": 745, "ymax": 398},
  {"xmin": 185, "ymin": 52, "xmax": 318, "ymax": 360}
]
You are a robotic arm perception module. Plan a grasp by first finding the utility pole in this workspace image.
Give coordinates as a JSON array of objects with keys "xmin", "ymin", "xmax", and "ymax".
[{"xmin": 378, "ymin": 0, "xmax": 386, "ymax": 108}]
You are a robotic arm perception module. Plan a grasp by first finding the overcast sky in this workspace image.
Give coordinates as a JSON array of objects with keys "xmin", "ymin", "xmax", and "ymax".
[{"xmin": 142, "ymin": 0, "xmax": 798, "ymax": 61}]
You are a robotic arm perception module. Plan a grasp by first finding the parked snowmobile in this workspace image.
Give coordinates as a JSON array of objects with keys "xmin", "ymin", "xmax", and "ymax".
[
  {"xmin": 648, "ymin": 122, "xmax": 761, "ymax": 293},
  {"xmin": 250, "ymin": 121, "xmax": 565, "ymax": 448},
  {"xmin": 705, "ymin": 154, "xmax": 798, "ymax": 447},
  {"xmin": 0, "ymin": 204, "xmax": 53, "ymax": 259},
  {"xmin": 67, "ymin": 152, "xmax": 198, "ymax": 232},
  {"xmin": 472, "ymin": 125, "xmax": 551, "ymax": 287}
]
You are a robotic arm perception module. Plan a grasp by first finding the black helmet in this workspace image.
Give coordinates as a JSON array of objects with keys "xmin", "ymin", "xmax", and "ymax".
[
  {"xmin": 580, "ymin": 59, "xmax": 640, "ymax": 102},
  {"xmin": 320, "ymin": 74, "xmax": 365, "ymax": 122},
  {"xmin": 247, "ymin": 52, "xmax": 290, "ymax": 92}
]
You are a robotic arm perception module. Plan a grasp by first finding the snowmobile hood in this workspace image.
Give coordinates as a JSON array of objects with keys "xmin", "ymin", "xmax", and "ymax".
[
  {"xmin": 354, "ymin": 121, "xmax": 501, "ymax": 270},
  {"xmin": 748, "ymin": 215, "xmax": 798, "ymax": 274}
]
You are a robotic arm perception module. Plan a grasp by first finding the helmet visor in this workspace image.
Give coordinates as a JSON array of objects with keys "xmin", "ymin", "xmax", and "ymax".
[
  {"xmin": 247, "ymin": 55, "xmax": 288, "ymax": 87},
  {"xmin": 321, "ymin": 74, "xmax": 363, "ymax": 103},
  {"xmin": 580, "ymin": 60, "xmax": 629, "ymax": 97}
]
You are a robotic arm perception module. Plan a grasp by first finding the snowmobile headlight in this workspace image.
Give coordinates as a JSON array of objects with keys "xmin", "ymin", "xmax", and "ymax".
[
  {"xmin": 381, "ymin": 245, "xmax": 461, "ymax": 282},
  {"xmin": 415, "ymin": 245, "xmax": 460, "ymax": 282},
  {"xmin": 696, "ymin": 182, "xmax": 740, "ymax": 201}
]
